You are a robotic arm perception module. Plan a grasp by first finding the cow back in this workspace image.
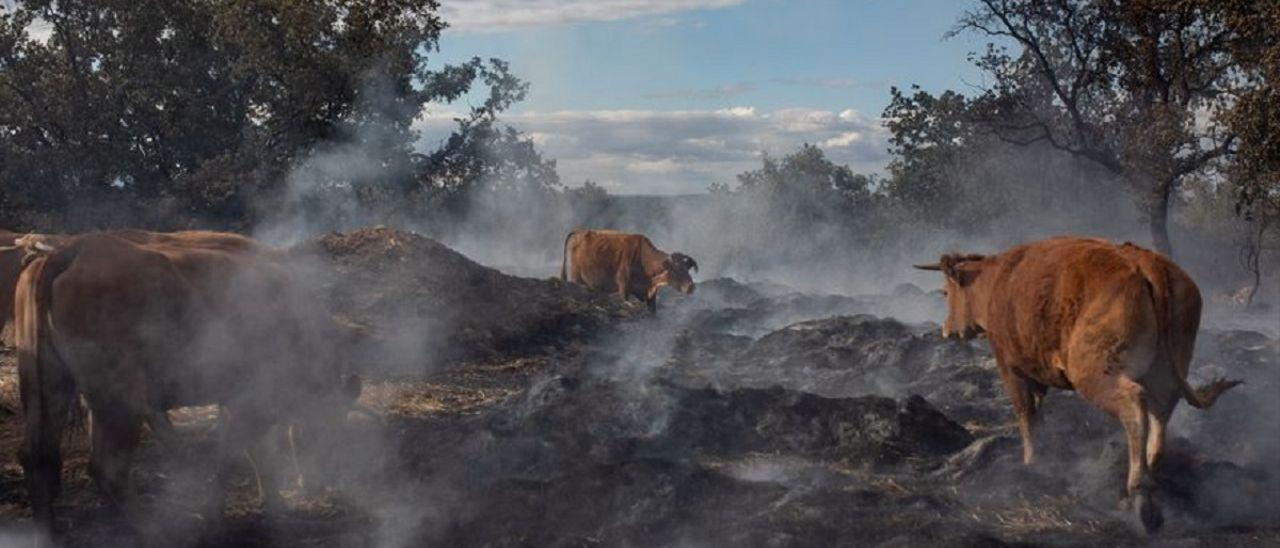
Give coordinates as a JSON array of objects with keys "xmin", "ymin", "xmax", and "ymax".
[{"xmin": 981, "ymin": 238, "xmax": 1160, "ymax": 388}]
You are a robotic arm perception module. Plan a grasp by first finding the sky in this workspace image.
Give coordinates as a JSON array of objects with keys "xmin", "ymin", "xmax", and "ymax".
[{"xmin": 413, "ymin": 0, "xmax": 995, "ymax": 195}]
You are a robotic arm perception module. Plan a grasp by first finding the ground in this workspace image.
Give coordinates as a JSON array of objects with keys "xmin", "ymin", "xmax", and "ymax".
[{"xmin": 0, "ymin": 228, "xmax": 1277, "ymax": 547}]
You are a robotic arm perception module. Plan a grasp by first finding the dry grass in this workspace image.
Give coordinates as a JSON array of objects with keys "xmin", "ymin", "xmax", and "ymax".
[{"xmin": 968, "ymin": 495, "xmax": 1107, "ymax": 536}]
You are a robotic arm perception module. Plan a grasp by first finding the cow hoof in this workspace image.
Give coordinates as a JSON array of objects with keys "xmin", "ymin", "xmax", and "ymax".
[{"xmin": 1130, "ymin": 492, "xmax": 1164, "ymax": 534}]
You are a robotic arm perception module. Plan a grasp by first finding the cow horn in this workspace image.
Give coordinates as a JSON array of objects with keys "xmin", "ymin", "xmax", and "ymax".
[
  {"xmin": 913, "ymin": 263, "xmax": 943, "ymax": 271},
  {"xmin": 672, "ymin": 253, "xmax": 697, "ymax": 272},
  {"xmin": 16, "ymin": 234, "xmax": 55, "ymax": 254}
]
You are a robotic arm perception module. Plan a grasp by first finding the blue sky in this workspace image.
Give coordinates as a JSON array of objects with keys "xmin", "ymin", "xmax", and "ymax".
[{"xmin": 417, "ymin": 0, "xmax": 993, "ymax": 194}]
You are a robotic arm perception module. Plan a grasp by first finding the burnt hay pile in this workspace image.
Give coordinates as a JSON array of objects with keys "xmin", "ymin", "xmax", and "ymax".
[
  {"xmin": 1, "ymin": 228, "xmax": 1277, "ymax": 547},
  {"xmin": 288, "ymin": 227, "xmax": 638, "ymax": 372}
]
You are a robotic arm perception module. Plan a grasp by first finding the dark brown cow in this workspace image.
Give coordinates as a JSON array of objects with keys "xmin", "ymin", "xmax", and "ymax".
[
  {"xmin": 1, "ymin": 229, "xmax": 258, "ymax": 345},
  {"xmin": 915, "ymin": 236, "xmax": 1240, "ymax": 532},
  {"xmin": 15, "ymin": 231, "xmax": 360, "ymax": 534},
  {"xmin": 561, "ymin": 229, "xmax": 698, "ymax": 311}
]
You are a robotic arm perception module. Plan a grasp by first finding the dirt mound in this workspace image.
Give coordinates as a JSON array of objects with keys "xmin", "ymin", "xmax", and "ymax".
[
  {"xmin": 289, "ymin": 227, "xmax": 637, "ymax": 371},
  {"xmin": 488, "ymin": 374, "xmax": 971, "ymax": 474},
  {"xmin": 674, "ymin": 279, "xmax": 948, "ymax": 337},
  {"xmin": 667, "ymin": 315, "xmax": 997, "ymax": 422},
  {"xmin": 662, "ymin": 388, "xmax": 973, "ymax": 466}
]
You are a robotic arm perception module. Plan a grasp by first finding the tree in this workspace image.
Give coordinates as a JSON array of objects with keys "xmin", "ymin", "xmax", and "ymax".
[
  {"xmin": 956, "ymin": 0, "xmax": 1243, "ymax": 256},
  {"xmin": 882, "ymin": 86, "xmax": 993, "ymax": 232},
  {"xmin": 721, "ymin": 143, "xmax": 880, "ymax": 248},
  {"xmin": 1221, "ymin": 0, "xmax": 1280, "ymax": 304},
  {"xmin": 0, "ymin": 0, "xmax": 531, "ymax": 230},
  {"xmin": 735, "ymin": 143, "xmax": 875, "ymax": 220},
  {"xmin": 882, "ymin": 84, "xmax": 1134, "ymax": 238}
]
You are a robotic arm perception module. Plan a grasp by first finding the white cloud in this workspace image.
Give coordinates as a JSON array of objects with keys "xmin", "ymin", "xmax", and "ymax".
[
  {"xmin": 820, "ymin": 131, "xmax": 863, "ymax": 148},
  {"xmin": 439, "ymin": 0, "xmax": 745, "ymax": 32},
  {"xmin": 415, "ymin": 106, "xmax": 890, "ymax": 194},
  {"xmin": 772, "ymin": 108, "xmax": 839, "ymax": 133},
  {"xmin": 627, "ymin": 158, "xmax": 685, "ymax": 174}
]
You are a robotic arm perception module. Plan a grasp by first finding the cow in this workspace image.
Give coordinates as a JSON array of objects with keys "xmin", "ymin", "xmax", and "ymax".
[
  {"xmin": 2, "ymin": 230, "xmax": 268, "ymax": 447},
  {"xmin": 0, "ymin": 229, "xmax": 258, "ymax": 346},
  {"xmin": 14, "ymin": 231, "xmax": 361, "ymax": 536},
  {"xmin": 914, "ymin": 237, "xmax": 1241, "ymax": 533},
  {"xmin": 561, "ymin": 229, "xmax": 698, "ymax": 312}
]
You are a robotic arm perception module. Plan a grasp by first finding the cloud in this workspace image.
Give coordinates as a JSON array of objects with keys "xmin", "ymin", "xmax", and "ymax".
[
  {"xmin": 820, "ymin": 131, "xmax": 863, "ymax": 148},
  {"xmin": 439, "ymin": 0, "xmax": 745, "ymax": 32},
  {"xmin": 415, "ymin": 106, "xmax": 890, "ymax": 195},
  {"xmin": 644, "ymin": 82, "xmax": 756, "ymax": 101}
]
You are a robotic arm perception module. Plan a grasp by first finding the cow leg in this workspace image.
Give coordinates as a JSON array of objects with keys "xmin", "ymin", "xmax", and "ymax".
[
  {"xmin": 614, "ymin": 268, "xmax": 636, "ymax": 305},
  {"xmin": 287, "ymin": 424, "xmax": 306, "ymax": 492},
  {"xmin": 996, "ymin": 362, "xmax": 1039, "ymax": 465},
  {"xmin": 18, "ymin": 372, "xmax": 75, "ymax": 531},
  {"xmin": 245, "ymin": 437, "xmax": 285, "ymax": 514},
  {"xmin": 146, "ymin": 410, "xmax": 179, "ymax": 451},
  {"xmin": 88, "ymin": 408, "xmax": 142, "ymax": 507},
  {"xmin": 1075, "ymin": 373, "xmax": 1161, "ymax": 533},
  {"xmin": 1141, "ymin": 366, "xmax": 1180, "ymax": 471},
  {"xmin": 206, "ymin": 407, "xmax": 235, "ymax": 523},
  {"xmin": 218, "ymin": 406, "xmax": 284, "ymax": 515}
]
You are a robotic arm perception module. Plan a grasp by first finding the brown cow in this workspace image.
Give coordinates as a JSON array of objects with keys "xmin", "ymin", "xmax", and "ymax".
[
  {"xmin": 14, "ymin": 231, "xmax": 360, "ymax": 535},
  {"xmin": 561, "ymin": 229, "xmax": 698, "ymax": 312},
  {"xmin": 0, "ymin": 229, "xmax": 259, "ymax": 345},
  {"xmin": 914, "ymin": 237, "xmax": 1240, "ymax": 533}
]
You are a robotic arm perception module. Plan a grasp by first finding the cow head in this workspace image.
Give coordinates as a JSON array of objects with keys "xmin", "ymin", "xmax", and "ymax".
[
  {"xmin": 913, "ymin": 253, "xmax": 989, "ymax": 340},
  {"xmin": 662, "ymin": 252, "xmax": 698, "ymax": 295}
]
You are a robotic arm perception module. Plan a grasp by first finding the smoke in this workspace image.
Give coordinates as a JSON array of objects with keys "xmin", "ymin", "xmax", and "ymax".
[
  {"xmin": 253, "ymin": 71, "xmax": 419, "ymax": 247},
  {"xmin": 6, "ymin": 44, "xmax": 1276, "ymax": 548}
]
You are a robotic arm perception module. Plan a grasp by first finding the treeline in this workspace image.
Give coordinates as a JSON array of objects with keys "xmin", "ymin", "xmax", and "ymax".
[
  {"xmin": 0, "ymin": 0, "xmax": 558, "ymax": 232},
  {"xmin": 1, "ymin": 0, "xmax": 1276, "ymax": 299},
  {"xmin": 698, "ymin": 0, "xmax": 1280, "ymax": 300}
]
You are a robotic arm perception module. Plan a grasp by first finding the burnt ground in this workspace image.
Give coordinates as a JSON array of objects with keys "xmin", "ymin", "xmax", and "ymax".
[{"xmin": 0, "ymin": 227, "xmax": 1278, "ymax": 547}]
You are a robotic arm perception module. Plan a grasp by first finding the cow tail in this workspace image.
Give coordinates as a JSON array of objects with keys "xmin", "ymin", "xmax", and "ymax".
[
  {"xmin": 561, "ymin": 229, "xmax": 577, "ymax": 282},
  {"xmin": 16, "ymin": 244, "xmax": 79, "ymax": 445},
  {"xmin": 13, "ymin": 244, "xmax": 72, "ymax": 527},
  {"xmin": 1140, "ymin": 269, "xmax": 1241, "ymax": 410}
]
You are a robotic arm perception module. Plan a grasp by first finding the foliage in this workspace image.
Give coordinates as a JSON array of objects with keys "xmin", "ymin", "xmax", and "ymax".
[
  {"xmin": 954, "ymin": 0, "xmax": 1246, "ymax": 255},
  {"xmin": 0, "ymin": 0, "xmax": 544, "ymax": 231},
  {"xmin": 882, "ymin": 86, "xmax": 992, "ymax": 233},
  {"xmin": 729, "ymin": 144, "xmax": 878, "ymax": 236}
]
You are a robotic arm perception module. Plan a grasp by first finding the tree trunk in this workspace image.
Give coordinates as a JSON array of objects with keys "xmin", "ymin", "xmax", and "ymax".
[{"xmin": 1149, "ymin": 180, "xmax": 1174, "ymax": 257}]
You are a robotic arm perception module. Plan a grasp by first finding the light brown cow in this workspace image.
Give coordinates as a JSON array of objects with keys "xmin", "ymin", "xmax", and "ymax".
[
  {"xmin": 914, "ymin": 236, "xmax": 1240, "ymax": 533},
  {"xmin": 561, "ymin": 229, "xmax": 698, "ymax": 312},
  {"xmin": 15, "ymin": 231, "xmax": 360, "ymax": 535}
]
